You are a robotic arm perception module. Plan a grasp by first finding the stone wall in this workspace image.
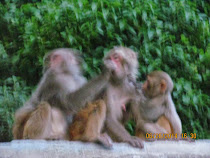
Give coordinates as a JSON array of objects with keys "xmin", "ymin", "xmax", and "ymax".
[{"xmin": 0, "ymin": 140, "xmax": 209, "ymax": 158}]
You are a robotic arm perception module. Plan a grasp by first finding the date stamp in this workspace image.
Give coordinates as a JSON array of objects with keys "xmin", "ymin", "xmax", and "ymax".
[{"xmin": 146, "ymin": 133, "xmax": 197, "ymax": 139}]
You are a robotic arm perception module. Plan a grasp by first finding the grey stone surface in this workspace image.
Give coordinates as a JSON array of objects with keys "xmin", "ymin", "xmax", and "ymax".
[{"xmin": 0, "ymin": 140, "xmax": 209, "ymax": 158}]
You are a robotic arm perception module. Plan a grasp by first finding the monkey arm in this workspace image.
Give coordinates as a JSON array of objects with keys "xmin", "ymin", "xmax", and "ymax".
[
  {"xmin": 164, "ymin": 94, "xmax": 182, "ymax": 135},
  {"xmin": 130, "ymin": 101, "xmax": 142, "ymax": 124},
  {"xmin": 106, "ymin": 106, "xmax": 144, "ymax": 148},
  {"xmin": 65, "ymin": 72, "xmax": 110, "ymax": 112},
  {"xmin": 142, "ymin": 122, "xmax": 168, "ymax": 134},
  {"xmin": 106, "ymin": 115, "xmax": 132, "ymax": 142},
  {"xmin": 130, "ymin": 101, "xmax": 151, "ymax": 132},
  {"xmin": 131, "ymin": 101, "xmax": 167, "ymax": 134},
  {"xmin": 134, "ymin": 114, "xmax": 167, "ymax": 134},
  {"xmin": 105, "ymin": 90, "xmax": 132, "ymax": 141},
  {"xmin": 130, "ymin": 101, "xmax": 147, "ymax": 131}
]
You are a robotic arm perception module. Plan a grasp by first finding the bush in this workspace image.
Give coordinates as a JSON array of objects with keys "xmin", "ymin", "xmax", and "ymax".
[
  {"xmin": 0, "ymin": 0, "xmax": 209, "ymax": 141},
  {"xmin": 0, "ymin": 76, "xmax": 32, "ymax": 141}
]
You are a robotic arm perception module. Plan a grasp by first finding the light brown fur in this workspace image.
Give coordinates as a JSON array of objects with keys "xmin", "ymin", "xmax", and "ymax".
[
  {"xmin": 69, "ymin": 100, "xmax": 112, "ymax": 147},
  {"xmin": 131, "ymin": 71, "xmax": 181, "ymax": 140},
  {"xmin": 135, "ymin": 116, "xmax": 173, "ymax": 139},
  {"xmin": 13, "ymin": 48, "xmax": 111, "ymax": 140}
]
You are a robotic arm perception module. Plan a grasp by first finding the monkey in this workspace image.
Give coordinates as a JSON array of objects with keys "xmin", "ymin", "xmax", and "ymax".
[
  {"xmin": 103, "ymin": 46, "xmax": 144, "ymax": 148},
  {"xmin": 69, "ymin": 100, "xmax": 113, "ymax": 148},
  {"xmin": 130, "ymin": 71, "xmax": 182, "ymax": 141},
  {"xmin": 13, "ymin": 48, "xmax": 111, "ymax": 140},
  {"xmin": 68, "ymin": 74, "xmax": 139, "ymax": 148},
  {"xmin": 68, "ymin": 46, "xmax": 144, "ymax": 149}
]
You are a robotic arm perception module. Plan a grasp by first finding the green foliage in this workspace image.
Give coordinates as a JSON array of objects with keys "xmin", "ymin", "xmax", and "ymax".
[
  {"xmin": 0, "ymin": 0, "xmax": 209, "ymax": 141},
  {"xmin": 0, "ymin": 76, "xmax": 32, "ymax": 141},
  {"xmin": 125, "ymin": 120, "xmax": 136, "ymax": 136}
]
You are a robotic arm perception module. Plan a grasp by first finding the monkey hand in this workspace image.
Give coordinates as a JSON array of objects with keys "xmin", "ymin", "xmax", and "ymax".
[
  {"xmin": 126, "ymin": 136, "xmax": 144, "ymax": 149},
  {"xmin": 103, "ymin": 60, "xmax": 117, "ymax": 73},
  {"xmin": 101, "ymin": 65, "xmax": 112, "ymax": 80},
  {"xmin": 143, "ymin": 123, "xmax": 167, "ymax": 134}
]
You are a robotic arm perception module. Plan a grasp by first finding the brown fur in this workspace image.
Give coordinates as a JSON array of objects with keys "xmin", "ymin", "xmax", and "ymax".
[
  {"xmin": 135, "ymin": 116, "xmax": 173, "ymax": 139},
  {"xmin": 69, "ymin": 100, "xmax": 112, "ymax": 147},
  {"xmin": 68, "ymin": 46, "xmax": 143, "ymax": 148},
  {"xmin": 13, "ymin": 48, "xmax": 110, "ymax": 140}
]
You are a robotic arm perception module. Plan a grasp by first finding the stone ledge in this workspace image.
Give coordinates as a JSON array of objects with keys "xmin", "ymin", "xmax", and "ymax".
[{"xmin": 0, "ymin": 140, "xmax": 209, "ymax": 158}]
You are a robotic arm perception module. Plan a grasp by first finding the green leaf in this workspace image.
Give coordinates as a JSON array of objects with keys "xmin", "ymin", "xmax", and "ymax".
[
  {"xmin": 0, "ymin": 43, "xmax": 8, "ymax": 59},
  {"xmin": 148, "ymin": 29, "xmax": 154, "ymax": 40},
  {"xmin": 119, "ymin": 20, "xmax": 125, "ymax": 31},
  {"xmin": 184, "ymin": 82, "xmax": 192, "ymax": 92},
  {"xmin": 91, "ymin": 2, "xmax": 97, "ymax": 11},
  {"xmin": 96, "ymin": 20, "xmax": 104, "ymax": 35}
]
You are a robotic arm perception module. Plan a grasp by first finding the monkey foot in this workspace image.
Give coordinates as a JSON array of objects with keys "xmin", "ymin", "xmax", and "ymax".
[
  {"xmin": 97, "ymin": 133, "xmax": 113, "ymax": 149},
  {"xmin": 127, "ymin": 136, "xmax": 144, "ymax": 149}
]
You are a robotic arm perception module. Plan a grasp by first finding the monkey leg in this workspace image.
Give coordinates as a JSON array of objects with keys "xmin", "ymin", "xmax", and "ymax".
[
  {"xmin": 23, "ymin": 102, "xmax": 52, "ymax": 139},
  {"xmin": 50, "ymin": 107, "xmax": 68, "ymax": 140},
  {"xmin": 69, "ymin": 100, "xmax": 113, "ymax": 148},
  {"xmin": 13, "ymin": 106, "xmax": 34, "ymax": 139},
  {"xmin": 135, "ymin": 129, "xmax": 145, "ymax": 140},
  {"xmin": 156, "ymin": 115, "xmax": 173, "ymax": 134},
  {"xmin": 135, "ymin": 115, "xmax": 173, "ymax": 140}
]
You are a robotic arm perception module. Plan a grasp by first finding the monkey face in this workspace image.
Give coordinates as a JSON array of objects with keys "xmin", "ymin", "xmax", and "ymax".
[
  {"xmin": 63, "ymin": 52, "xmax": 81, "ymax": 75},
  {"xmin": 110, "ymin": 53, "xmax": 123, "ymax": 68},
  {"xmin": 104, "ymin": 52, "xmax": 126, "ymax": 79},
  {"xmin": 43, "ymin": 49, "xmax": 82, "ymax": 75},
  {"xmin": 104, "ymin": 46, "xmax": 139, "ymax": 82},
  {"xmin": 51, "ymin": 51, "xmax": 78, "ymax": 66},
  {"xmin": 142, "ymin": 76, "xmax": 162, "ymax": 98}
]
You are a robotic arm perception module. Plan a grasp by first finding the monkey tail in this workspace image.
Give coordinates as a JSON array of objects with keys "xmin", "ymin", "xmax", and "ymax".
[{"xmin": 13, "ymin": 106, "xmax": 34, "ymax": 139}]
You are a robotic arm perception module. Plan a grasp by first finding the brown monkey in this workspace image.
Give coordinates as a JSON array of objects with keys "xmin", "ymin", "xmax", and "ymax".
[
  {"xmin": 69, "ymin": 100, "xmax": 113, "ymax": 147},
  {"xmin": 70, "ymin": 47, "xmax": 141, "ymax": 147},
  {"xmin": 68, "ymin": 75, "xmax": 138, "ymax": 147},
  {"xmin": 13, "ymin": 48, "xmax": 111, "ymax": 140},
  {"xmin": 103, "ymin": 46, "xmax": 144, "ymax": 148},
  {"xmin": 130, "ymin": 71, "xmax": 182, "ymax": 140},
  {"xmin": 68, "ymin": 47, "xmax": 143, "ymax": 149}
]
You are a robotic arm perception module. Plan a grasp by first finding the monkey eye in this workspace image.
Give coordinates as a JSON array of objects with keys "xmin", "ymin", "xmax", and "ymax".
[
  {"xmin": 105, "ymin": 56, "xmax": 111, "ymax": 60},
  {"xmin": 112, "ymin": 54, "xmax": 120, "ymax": 61},
  {"xmin": 113, "ymin": 55, "xmax": 118, "ymax": 59},
  {"xmin": 52, "ymin": 55, "xmax": 58, "ymax": 60}
]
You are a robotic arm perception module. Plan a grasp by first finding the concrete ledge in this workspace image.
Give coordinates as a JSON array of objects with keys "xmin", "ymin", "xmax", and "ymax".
[{"xmin": 0, "ymin": 140, "xmax": 209, "ymax": 158}]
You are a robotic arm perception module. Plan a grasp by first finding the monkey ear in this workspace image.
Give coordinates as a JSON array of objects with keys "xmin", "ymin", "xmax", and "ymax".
[
  {"xmin": 147, "ymin": 76, "xmax": 151, "ymax": 85},
  {"xmin": 160, "ymin": 79, "xmax": 167, "ymax": 93},
  {"xmin": 50, "ymin": 54, "xmax": 63, "ymax": 68}
]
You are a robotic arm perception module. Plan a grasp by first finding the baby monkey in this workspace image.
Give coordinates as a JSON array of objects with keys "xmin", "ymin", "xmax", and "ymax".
[
  {"xmin": 69, "ymin": 100, "xmax": 113, "ymax": 148},
  {"xmin": 131, "ymin": 71, "xmax": 182, "ymax": 140}
]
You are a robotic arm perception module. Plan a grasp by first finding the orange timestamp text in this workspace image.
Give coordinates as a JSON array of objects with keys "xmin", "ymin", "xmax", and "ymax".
[{"xmin": 146, "ymin": 133, "xmax": 197, "ymax": 139}]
